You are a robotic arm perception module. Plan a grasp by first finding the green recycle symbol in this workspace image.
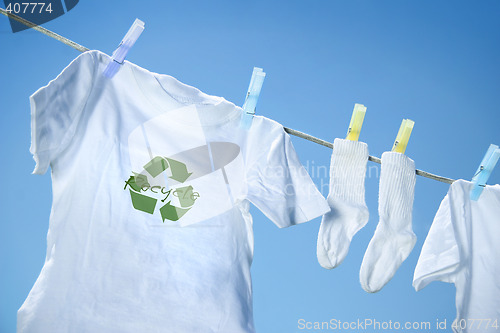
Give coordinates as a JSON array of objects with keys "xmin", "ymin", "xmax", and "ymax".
[{"xmin": 124, "ymin": 156, "xmax": 199, "ymax": 222}]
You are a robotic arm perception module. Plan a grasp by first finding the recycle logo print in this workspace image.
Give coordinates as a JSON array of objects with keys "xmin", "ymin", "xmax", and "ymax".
[{"xmin": 124, "ymin": 156, "xmax": 200, "ymax": 222}]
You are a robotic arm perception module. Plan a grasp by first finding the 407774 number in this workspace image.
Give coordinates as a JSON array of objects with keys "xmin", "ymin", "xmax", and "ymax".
[
  {"xmin": 5, "ymin": 2, "xmax": 54, "ymax": 14},
  {"xmin": 452, "ymin": 319, "xmax": 499, "ymax": 331}
]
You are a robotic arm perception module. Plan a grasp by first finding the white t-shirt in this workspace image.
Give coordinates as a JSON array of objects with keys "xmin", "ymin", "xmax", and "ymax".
[
  {"xmin": 413, "ymin": 179, "xmax": 500, "ymax": 333},
  {"xmin": 18, "ymin": 50, "xmax": 330, "ymax": 333}
]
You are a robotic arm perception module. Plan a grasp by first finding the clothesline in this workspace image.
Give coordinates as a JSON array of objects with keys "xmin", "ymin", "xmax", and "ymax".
[
  {"xmin": 1, "ymin": 8, "xmax": 455, "ymax": 185},
  {"xmin": 283, "ymin": 127, "xmax": 453, "ymax": 183}
]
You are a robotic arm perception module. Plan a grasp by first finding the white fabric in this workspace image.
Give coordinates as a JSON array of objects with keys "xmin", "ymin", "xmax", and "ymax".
[
  {"xmin": 360, "ymin": 152, "xmax": 416, "ymax": 293},
  {"xmin": 414, "ymin": 179, "xmax": 500, "ymax": 333},
  {"xmin": 317, "ymin": 138, "xmax": 369, "ymax": 269},
  {"xmin": 18, "ymin": 50, "xmax": 330, "ymax": 333}
]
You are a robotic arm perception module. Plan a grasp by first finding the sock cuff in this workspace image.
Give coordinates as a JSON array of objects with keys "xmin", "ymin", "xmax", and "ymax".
[
  {"xmin": 332, "ymin": 138, "xmax": 369, "ymax": 159},
  {"xmin": 379, "ymin": 152, "xmax": 416, "ymax": 220},
  {"xmin": 329, "ymin": 138, "xmax": 369, "ymax": 203},
  {"xmin": 381, "ymin": 151, "xmax": 416, "ymax": 171}
]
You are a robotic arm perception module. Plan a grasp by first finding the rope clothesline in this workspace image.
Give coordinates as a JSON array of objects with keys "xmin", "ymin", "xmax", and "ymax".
[
  {"xmin": 1, "ymin": 8, "xmax": 455, "ymax": 185},
  {"xmin": 0, "ymin": 8, "xmax": 88, "ymax": 52},
  {"xmin": 283, "ymin": 127, "xmax": 454, "ymax": 184}
]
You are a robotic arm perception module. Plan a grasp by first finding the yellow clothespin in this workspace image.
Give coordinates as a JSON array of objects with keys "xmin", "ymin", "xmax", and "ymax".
[
  {"xmin": 346, "ymin": 104, "xmax": 367, "ymax": 141},
  {"xmin": 392, "ymin": 119, "xmax": 414, "ymax": 154}
]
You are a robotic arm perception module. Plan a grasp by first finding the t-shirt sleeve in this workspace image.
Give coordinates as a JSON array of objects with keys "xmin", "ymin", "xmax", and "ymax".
[
  {"xmin": 245, "ymin": 119, "xmax": 330, "ymax": 228},
  {"xmin": 30, "ymin": 51, "xmax": 97, "ymax": 174},
  {"xmin": 413, "ymin": 191, "xmax": 461, "ymax": 291}
]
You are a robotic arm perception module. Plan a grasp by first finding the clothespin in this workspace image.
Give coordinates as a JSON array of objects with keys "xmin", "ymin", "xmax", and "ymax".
[
  {"xmin": 470, "ymin": 144, "xmax": 500, "ymax": 201},
  {"xmin": 240, "ymin": 67, "xmax": 266, "ymax": 130},
  {"xmin": 103, "ymin": 19, "xmax": 145, "ymax": 78},
  {"xmin": 392, "ymin": 119, "xmax": 414, "ymax": 154},
  {"xmin": 346, "ymin": 103, "xmax": 367, "ymax": 141}
]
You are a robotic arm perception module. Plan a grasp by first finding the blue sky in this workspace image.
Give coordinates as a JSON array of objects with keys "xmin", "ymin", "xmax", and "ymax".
[{"xmin": 1, "ymin": 1, "xmax": 499, "ymax": 332}]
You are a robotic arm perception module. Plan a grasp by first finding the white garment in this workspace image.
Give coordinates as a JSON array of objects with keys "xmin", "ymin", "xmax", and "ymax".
[
  {"xmin": 360, "ymin": 152, "xmax": 416, "ymax": 293},
  {"xmin": 18, "ymin": 50, "xmax": 330, "ymax": 333},
  {"xmin": 413, "ymin": 179, "xmax": 500, "ymax": 333},
  {"xmin": 317, "ymin": 138, "xmax": 369, "ymax": 269}
]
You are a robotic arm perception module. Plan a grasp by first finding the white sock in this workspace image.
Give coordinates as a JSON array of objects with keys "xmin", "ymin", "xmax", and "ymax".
[
  {"xmin": 359, "ymin": 152, "xmax": 416, "ymax": 293},
  {"xmin": 317, "ymin": 138, "xmax": 369, "ymax": 269}
]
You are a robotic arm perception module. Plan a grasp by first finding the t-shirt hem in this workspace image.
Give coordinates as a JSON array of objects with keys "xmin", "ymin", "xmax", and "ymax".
[
  {"xmin": 280, "ymin": 197, "xmax": 330, "ymax": 228},
  {"xmin": 29, "ymin": 92, "xmax": 50, "ymax": 175},
  {"xmin": 413, "ymin": 244, "xmax": 460, "ymax": 291}
]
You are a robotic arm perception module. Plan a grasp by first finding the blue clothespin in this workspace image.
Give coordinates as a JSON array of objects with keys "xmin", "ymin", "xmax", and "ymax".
[
  {"xmin": 103, "ymin": 19, "xmax": 145, "ymax": 78},
  {"xmin": 240, "ymin": 67, "xmax": 266, "ymax": 130},
  {"xmin": 470, "ymin": 144, "xmax": 500, "ymax": 201}
]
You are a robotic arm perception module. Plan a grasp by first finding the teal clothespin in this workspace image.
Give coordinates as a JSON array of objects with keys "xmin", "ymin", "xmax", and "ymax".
[
  {"xmin": 103, "ymin": 19, "xmax": 145, "ymax": 78},
  {"xmin": 240, "ymin": 67, "xmax": 266, "ymax": 130},
  {"xmin": 470, "ymin": 144, "xmax": 500, "ymax": 201}
]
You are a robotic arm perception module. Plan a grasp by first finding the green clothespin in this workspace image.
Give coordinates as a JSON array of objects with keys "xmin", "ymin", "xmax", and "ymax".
[
  {"xmin": 392, "ymin": 119, "xmax": 414, "ymax": 154},
  {"xmin": 346, "ymin": 103, "xmax": 367, "ymax": 141}
]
